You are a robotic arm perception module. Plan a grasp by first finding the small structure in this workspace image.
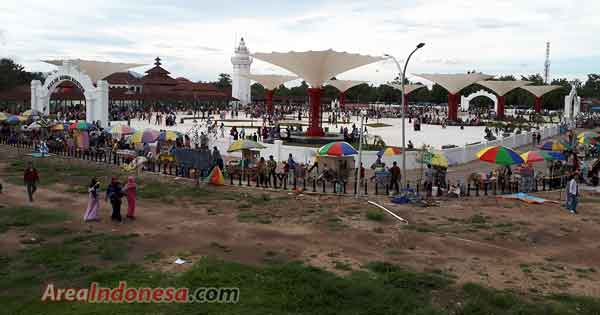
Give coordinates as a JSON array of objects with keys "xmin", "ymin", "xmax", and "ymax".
[
  {"xmin": 244, "ymin": 74, "xmax": 298, "ymax": 115},
  {"xmin": 231, "ymin": 38, "xmax": 253, "ymax": 105},
  {"xmin": 413, "ymin": 73, "xmax": 494, "ymax": 121},
  {"xmin": 253, "ymin": 50, "xmax": 385, "ymax": 136},
  {"xmin": 520, "ymin": 85, "xmax": 563, "ymax": 113},
  {"xmin": 325, "ymin": 80, "xmax": 367, "ymax": 110},
  {"xmin": 385, "ymin": 83, "xmax": 426, "ymax": 112},
  {"xmin": 460, "ymin": 90, "xmax": 497, "ymax": 113},
  {"xmin": 474, "ymin": 80, "xmax": 531, "ymax": 119}
]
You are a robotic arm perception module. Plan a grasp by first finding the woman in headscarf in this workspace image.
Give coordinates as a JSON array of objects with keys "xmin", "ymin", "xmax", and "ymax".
[
  {"xmin": 106, "ymin": 177, "xmax": 124, "ymax": 222},
  {"xmin": 125, "ymin": 176, "xmax": 137, "ymax": 220},
  {"xmin": 83, "ymin": 177, "xmax": 100, "ymax": 222}
]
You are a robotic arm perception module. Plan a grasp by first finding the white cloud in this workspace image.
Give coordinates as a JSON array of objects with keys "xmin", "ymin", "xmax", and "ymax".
[{"xmin": 0, "ymin": 0, "xmax": 598, "ymax": 84}]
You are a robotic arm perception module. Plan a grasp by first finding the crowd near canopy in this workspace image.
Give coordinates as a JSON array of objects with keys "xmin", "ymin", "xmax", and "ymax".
[
  {"xmin": 325, "ymin": 80, "xmax": 368, "ymax": 93},
  {"xmin": 413, "ymin": 73, "xmax": 494, "ymax": 94},
  {"xmin": 243, "ymin": 74, "xmax": 298, "ymax": 90},
  {"xmin": 252, "ymin": 50, "xmax": 385, "ymax": 88},
  {"xmin": 521, "ymin": 85, "xmax": 564, "ymax": 98},
  {"xmin": 385, "ymin": 83, "xmax": 426, "ymax": 95},
  {"xmin": 42, "ymin": 59, "xmax": 145, "ymax": 83},
  {"xmin": 476, "ymin": 80, "xmax": 531, "ymax": 96}
]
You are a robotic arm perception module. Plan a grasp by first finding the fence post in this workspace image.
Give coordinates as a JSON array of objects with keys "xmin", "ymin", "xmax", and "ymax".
[
  {"xmin": 247, "ymin": 174, "xmax": 251, "ymax": 187},
  {"xmin": 375, "ymin": 183, "xmax": 379, "ymax": 195},
  {"xmin": 312, "ymin": 179, "xmax": 316, "ymax": 192},
  {"xmin": 364, "ymin": 181, "xmax": 368, "ymax": 195},
  {"xmin": 467, "ymin": 183, "xmax": 471, "ymax": 196},
  {"xmin": 322, "ymin": 180, "xmax": 326, "ymax": 193}
]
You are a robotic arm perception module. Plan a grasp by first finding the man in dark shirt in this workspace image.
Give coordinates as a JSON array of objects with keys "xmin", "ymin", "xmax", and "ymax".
[
  {"xmin": 390, "ymin": 161, "xmax": 401, "ymax": 194},
  {"xmin": 23, "ymin": 162, "xmax": 39, "ymax": 202}
]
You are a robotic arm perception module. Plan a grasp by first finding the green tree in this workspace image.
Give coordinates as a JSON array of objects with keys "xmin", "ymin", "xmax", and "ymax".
[
  {"xmin": 0, "ymin": 58, "xmax": 44, "ymax": 91},
  {"xmin": 215, "ymin": 73, "xmax": 232, "ymax": 90}
]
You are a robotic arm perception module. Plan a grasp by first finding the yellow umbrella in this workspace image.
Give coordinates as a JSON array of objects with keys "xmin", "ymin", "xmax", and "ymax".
[
  {"xmin": 0, "ymin": 112, "xmax": 8, "ymax": 122},
  {"xmin": 227, "ymin": 139, "xmax": 266, "ymax": 152}
]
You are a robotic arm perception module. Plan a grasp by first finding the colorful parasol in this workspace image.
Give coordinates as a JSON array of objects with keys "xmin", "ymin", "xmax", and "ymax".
[
  {"xmin": 519, "ymin": 150, "xmax": 564, "ymax": 164},
  {"xmin": 50, "ymin": 123, "xmax": 68, "ymax": 131},
  {"xmin": 577, "ymin": 132, "xmax": 599, "ymax": 145},
  {"xmin": 538, "ymin": 140, "xmax": 567, "ymax": 151},
  {"xmin": 430, "ymin": 153, "xmax": 449, "ymax": 168},
  {"xmin": 110, "ymin": 125, "xmax": 136, "ymax": 135},
  {"xmin": 377, "ymin": 146, "xmax": 402, "ymax": 156},
  {"xmin": 69, "ymin": 121, "xmax": 94, "ymax": 130},
  {"xmin": 159, "ymin": 130, "xmax": 182, "ymax": 141},
  {"xmin": 21, "ymin": 109, "xmax": 42, "ymax": 119},
  {"xmin": 132, "ymin": 128, "xmax": 160, "ymax": 144},
  {"xmin": 0, "ymin": 112, "xmax": 8, "ymax": 122},
  {"xmin": 27, "ymin": 121, "xmax": 44, "ymax": 130},
  {"xmin": 227, "ymin": 139, "xmax": 266, "ymax": 152},
  {"xmin": 6, "ymin": 115, "xmax": 26, "ymax": 125},
  {"xmin": 476, "ymin": 146, "xmax": 524, "ymax": 165},
  {"xmin": 317, "ymin": 141, "xmax": 358, "ymax": 156}
]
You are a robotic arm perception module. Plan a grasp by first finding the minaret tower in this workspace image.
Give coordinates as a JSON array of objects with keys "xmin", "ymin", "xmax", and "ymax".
[{"xmin": 231, "ymin": 38, "xmax": 252, "ymax": 105}]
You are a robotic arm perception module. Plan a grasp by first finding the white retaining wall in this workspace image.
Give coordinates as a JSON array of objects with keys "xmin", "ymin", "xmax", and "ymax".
[{"xmin": 214, "ymin": 124, "xmax": 566, "ymax": 170}]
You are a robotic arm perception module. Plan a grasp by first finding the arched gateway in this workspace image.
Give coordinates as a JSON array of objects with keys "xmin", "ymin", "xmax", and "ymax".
[
  {"xmin": 460, "ymin": 89, "xmax": 498, "ymax": 113},
  {"xmin": 31, "ymin": 60, "xmax": 109, "ymax": 126}
]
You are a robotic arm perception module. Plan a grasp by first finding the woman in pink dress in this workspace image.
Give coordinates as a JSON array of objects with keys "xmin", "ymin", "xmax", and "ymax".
[
  {"xmin": 125, "ymin": 176, "xmax": 137, "ymax": 219},
  {"xmin": 83, "ymin": 178, "xmax": 100, "ymax": 222}
]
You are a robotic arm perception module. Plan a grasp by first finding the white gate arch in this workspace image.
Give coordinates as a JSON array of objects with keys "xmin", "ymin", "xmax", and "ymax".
[
  {"xmin": 31, "ymin": 61, "xmax": 109, "ymax": 127},
  {"xmin": 460, "ymin": 89, "xmax": 498, "ymax": 113}
]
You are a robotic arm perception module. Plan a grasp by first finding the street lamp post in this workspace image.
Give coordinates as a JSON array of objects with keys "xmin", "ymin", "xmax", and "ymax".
[
  {"xmin": 385, "ymin": 43, "xmax": 425, "ymax": 190},
  {"xmin": 355, "ymin": 109, "xmax": 366, "ymax": 197}
]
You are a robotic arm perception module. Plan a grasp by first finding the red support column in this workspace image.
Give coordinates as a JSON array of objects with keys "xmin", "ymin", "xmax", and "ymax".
[
  {"xmin": 339, "ymin": 92, "xmax": 346, "ymax": 110},
  {"xmin": 447, "ymin": 93, "xmax": 458, "ymax": 121},
  {"xmin": 534, "ymin": 97, "xmax": 542, "ymax": 113},
  {"xmin": 496, "ymin": 95, "xmax": 505, "ymax": 120},
  {"xmin": 265, "ymin": 89, "xmax": 274, "ymax": 115},
  {"xmin": 403, "ymin": 94, "xmax": 409, "ymax": 114},
  {"xmin": 306, "ymin": 88, "xmax": 325, "ymax": 137}
]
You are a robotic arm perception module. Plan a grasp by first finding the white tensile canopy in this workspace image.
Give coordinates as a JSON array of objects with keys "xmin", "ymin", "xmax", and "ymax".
[
  {"xmin": 243, "ymin": 74, "xmax": 298, "ymax": 90},
  {"xmin": 413, "ymin": 73, "xmax": 494, "ymax": 94},
  {"xmin": 325, "ymin": 80, "xmax": 367, "ymax": 93},
  {"xmin": 476, "ymin": 80, "xmax": 531, "ymax": 96},
  {"xmin": 385, "ymin": 83, "xmax": 426, "ymax": 95},
  {"xmin": 42, "ymin": 59, "xmax": 145, "ymax": 83},
  {"xmin": 521, "ymin": 85, "xmax": 563, "ymax": 97},
  {"xmin": 252, "ymin": 50, "xmax": 385, "ymax": 88}
]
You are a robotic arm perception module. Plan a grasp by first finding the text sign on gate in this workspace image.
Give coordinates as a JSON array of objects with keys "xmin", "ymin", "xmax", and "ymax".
[{"xmin": 46, "ymin": 75, "xmax": 86, "ymax": 93}]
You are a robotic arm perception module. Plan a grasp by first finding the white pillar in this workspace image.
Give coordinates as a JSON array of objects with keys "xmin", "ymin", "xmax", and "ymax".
[
  {"xmin": 95, "ymin": 80, "xmax": 110, "ymax": 127},
  {"xmin": 30, "ymin": 80, "xmax": 41, "ymax": 112}
]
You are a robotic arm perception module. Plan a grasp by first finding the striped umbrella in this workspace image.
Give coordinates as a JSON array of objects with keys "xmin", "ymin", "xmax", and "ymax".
[
  {"xmin": 317, "ymin": 141, "xmax": 358, "ymax": 156},
  {"xmin": 132, "ymin": 128, "xmax": 160, "ymax": 144},
  {"xmin": 377, "ymin": 146, "xmax": 402, "ymax": 156},
  {"xmin": 22, "ymin": 109, "xmax": 42, "ymax": 119},
  {"xmin": 538, "ymin": 140, "xmax": 567, "ymax": 151},
  {"xmin": 6, "ymin": 115, "xmax": 26, "ymax": 125},
  {"xmin": 69, "ymin": 121, "xmax": 94, "ymax": 130},
  {"xmin": 520, "ymin": 150, "xmax": 566, "ymax": 164},
  {"xmin": 110, "ymin": 125, "xmax": 135, "ymax": 135},
  {"xmin": 227, "ymin": 139, "xmax": 266, "ymax": 152},
  {"xmin": 50, "ymin": 123, "xmax": 68, "ymax": 131},
  {"xmin": 159, "ymin": 130, "xmax": 182, "ymax": 141},
  {"xmin": 476, "ymin": 146, "xmax": 524, "ymax": 166},
  {"xmin": 577, "ymin": 132, "xmax": 599, "ymax": 145}
]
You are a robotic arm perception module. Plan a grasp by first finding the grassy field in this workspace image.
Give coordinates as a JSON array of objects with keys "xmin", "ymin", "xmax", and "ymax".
[{"xmin": 0, "ymin": 204, "xmax": 599, "ymax": 314}]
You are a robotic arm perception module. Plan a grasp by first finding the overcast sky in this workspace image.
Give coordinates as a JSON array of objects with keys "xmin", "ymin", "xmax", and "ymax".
[{"xmin": 1, "ymin": 0, "xmax": 597, "ymax": 86}]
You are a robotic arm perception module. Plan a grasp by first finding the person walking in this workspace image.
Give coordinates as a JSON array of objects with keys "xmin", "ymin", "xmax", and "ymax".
[
  {"xmin": 424, "ymin": 164, "xmax": 434, "ymax": 197},
  {"xmin": 125, "ymin": 176, "xmax": 137, "ymax": 220},
  {"xmin": 390, "ymin": 161, "xmax": 401, "ymax": 194},
  {"xmin": 83, "ymin": 178, "xmax": 101, "ymax": 222},
  {"xmin": 106, "ymin": 177, "xmax": 124, "ymax": 222},
  {"xmin": 566, "ymin": 174, "xmax": 579, "ymax": 214},
  {"xmin": 23, "ymin": 162, "xmax": 39, "ymax": 202},
  {"xmin": 287, "ymin": 153, "xmax": 296, "ymax": 185},
  {"xmin": 212, "ymin": 146, "xmax": 224, "ymax": 171}
]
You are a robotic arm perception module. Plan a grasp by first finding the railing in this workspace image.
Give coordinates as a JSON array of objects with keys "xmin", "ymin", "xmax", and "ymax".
[{"xmin": 0, "ymin": 136, "xmax": 571, "ymax": 198}]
